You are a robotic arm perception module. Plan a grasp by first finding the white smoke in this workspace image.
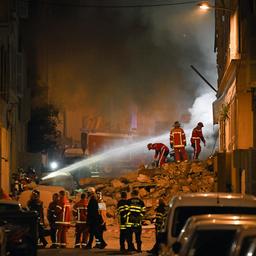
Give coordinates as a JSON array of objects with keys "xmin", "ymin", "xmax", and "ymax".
[{"xmin": 184, "ymin": 92, "xmax": 219, "ymax": 159}]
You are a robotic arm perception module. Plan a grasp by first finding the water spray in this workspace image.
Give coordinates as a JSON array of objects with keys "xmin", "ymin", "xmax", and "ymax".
[{"xmin": 42, "ymin": 132, "xmax": 170, "ymax": 180}]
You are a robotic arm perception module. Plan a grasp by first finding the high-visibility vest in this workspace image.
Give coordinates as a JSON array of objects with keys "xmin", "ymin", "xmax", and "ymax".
[
  {"xmin": 126, "ymin": 197, "xmax": 145, "ymax": 227},
  {"xmin": 117, "ymin": 199, "xmax": 129, "ymax": 229},
  {"xmin": 170, "ymin": 127, "xmax": 186, "ymax": 148},
  {"xmin": 72, "ymin": 199, "xmax": 88, "ymax": 224}
]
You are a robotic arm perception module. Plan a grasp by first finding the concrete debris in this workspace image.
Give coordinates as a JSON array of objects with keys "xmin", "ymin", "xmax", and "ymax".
[{"xmin": 79, "ymin": 159, "xmax": 216, "ymax": 224}]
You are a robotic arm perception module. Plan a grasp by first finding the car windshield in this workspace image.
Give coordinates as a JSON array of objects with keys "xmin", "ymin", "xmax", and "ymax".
[
  {"xmin": 239, "ymin": 236, "xmax": 256, "ymax": 256},
  {"xmin": 172, "ymin": 206, "xmax": 256, "ymax": 237},
  {"xmin": 0, "ymin": 203, "xmax": 20, "ymax": 213},
  {"xmin": 185, "ymin": 229, "xmax": 236, "ymax": 256}
]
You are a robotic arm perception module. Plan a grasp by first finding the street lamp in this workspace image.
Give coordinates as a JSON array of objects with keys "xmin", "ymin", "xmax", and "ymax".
[
  {"xmin": 198, "ymin": 1, "xmax": 211, "ymax": 10},
  {"xmin": 197, "ymin": 1, "xmax": 233, "ymax": 12}
]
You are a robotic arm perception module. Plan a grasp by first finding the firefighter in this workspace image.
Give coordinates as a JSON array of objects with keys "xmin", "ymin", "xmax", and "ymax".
[
  {"xmin": 73, "ymin": 193, "xmax": 89, "ymax": 248},
  {"xmin": 190, "ymin": 122, "xmax": 206, "ymax": 160},
  {"xmin": 147, "ymin": 199, "xmax": 168, "ymax": 255},
  {"xmin": 126, "ymin": 189, "xmax": 146, "ymax": 253},
  {"xmin": 47, "ymin": 193, "xmax": 59, "ymax": 248},
  {"xmin": 96, "ymin": 192, "xmax": 107, "ymax": 249},
  {"xmin": 170, "ymin": 121, "xmax": 188, "ymax": 163},
  {"xmin": 147, "ymin": 143, "xmax": 170, "ymax": 167},
  {"xmin": 0, "ymin": 187, "xmax": 10, "ymax": 199},
  {"xmin": 55, "ymin": 190, "xmax": 71, "ymax": 248},
  {"xmin": 27, "ymin": 190, "xmax": 48, "ymax": 248},
  {"xmin": 117, "ymin": 191, "xmax": 129, "ymax": 252},
  {"xmin": 85, "ymin": 187, "xmax": 106, "ymax": 249}
]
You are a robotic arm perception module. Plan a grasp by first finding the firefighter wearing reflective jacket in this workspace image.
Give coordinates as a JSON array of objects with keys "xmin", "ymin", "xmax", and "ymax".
[
  {"xmin": 126, "ymin": 189, "xmax": 146, "ymax": 253},
  {"xmin": 170, "ymin": 121, "xmax": 188, "ymax": 163},
  {"xmin": 147, "ymin": 199, "xmax": 168, "ymax": 254},
  {"xmin": 47, "ymin": 193, "xmax": 59, "ymax": 248},
  {"xmin": 117, "ymin": 191, "xmax": 129, "ymax": 252},
  {"xmin": 147, "ymin": 143, "xmax": 169, "ymax": 167},
  {"xmin": 72, "ymin": 193, "xmax": 89, "ymax": 248},
  {"xmin": 56, "ymin": 190, "xmax": 71, "ymax": 248},
  {"xmin": 190, "ymin": 122, "xmax": 206, "ymax": 160}
]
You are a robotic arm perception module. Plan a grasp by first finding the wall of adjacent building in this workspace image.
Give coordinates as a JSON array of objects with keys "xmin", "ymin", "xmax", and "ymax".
[{"xmin": 0, "ymin": 0, "xmax": 30, "ymax": 193}]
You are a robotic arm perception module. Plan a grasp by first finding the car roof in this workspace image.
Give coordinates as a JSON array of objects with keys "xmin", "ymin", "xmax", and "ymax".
[
  {"xmin": 169, "ymin": 193, "xmax": 256, "ymax": 208},
  {"xmin": 186, "ymin": 214, "xmax": 256, "ymax": 223},
  {"xmin": 0, "ymin": 199, "xmax": 21, "ymax": 205},
  {"xmin": 179, "ymin": 214, "xmax": 256, "ymax": 241}
]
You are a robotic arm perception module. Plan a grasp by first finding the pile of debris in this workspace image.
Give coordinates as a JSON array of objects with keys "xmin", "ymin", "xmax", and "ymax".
[{"xmin": 80, "ymin": 159, "xmax": 216, "ymax": 225}]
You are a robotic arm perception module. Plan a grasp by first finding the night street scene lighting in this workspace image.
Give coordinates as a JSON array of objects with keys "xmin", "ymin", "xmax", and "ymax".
[{"xmin": 197, "ymin": 1, "xmax": 234, "ymax": 12}]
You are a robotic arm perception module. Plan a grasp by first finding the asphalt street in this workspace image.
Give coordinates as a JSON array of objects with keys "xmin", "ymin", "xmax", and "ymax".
[{"xmin": 38, "ymin": 248, "xmax": 150, "ymax": 255}]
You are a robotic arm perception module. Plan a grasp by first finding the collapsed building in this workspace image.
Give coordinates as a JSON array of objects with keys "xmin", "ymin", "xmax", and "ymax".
[{"xmin": 79, "ymin": 159, "xmax": 216, "ymax": 224}]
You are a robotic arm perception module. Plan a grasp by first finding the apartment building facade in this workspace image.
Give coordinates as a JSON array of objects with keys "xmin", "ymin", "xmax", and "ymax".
[
  {"xmin": 213, "ymin": 0, "xmax": 256, "ymax": 194},
  {"xmin": 0, "ymin": 0, "xmax": 30, "ymax": 193}
]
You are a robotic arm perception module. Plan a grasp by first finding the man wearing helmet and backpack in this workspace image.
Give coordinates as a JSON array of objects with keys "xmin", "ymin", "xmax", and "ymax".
[{"xmin": 190, "ymin": 122, "xmax": 206, "ymax": 160}]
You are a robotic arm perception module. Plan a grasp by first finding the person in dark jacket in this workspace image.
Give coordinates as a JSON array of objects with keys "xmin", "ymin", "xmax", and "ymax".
[
  {"xmin": 47, "ymin": 193, "xmax": 59, "ymax": 248},
  {"xmin": 126, "ymin": 189, "xmax": 146, "ymax": 253},
  {"xmin": 27, "ymin": 190, "xmax": 48, "ymax": 248},
  {"xmin": 117, "ymin": 191, "xmax": 129, "ymax": 252},
  {"xmin": 84, "ymin": 187, "xmax": 107, "ymax": 249},
  {"xmin": 147, "ymin": 199, "xmax": 168, "ymax": 255}
]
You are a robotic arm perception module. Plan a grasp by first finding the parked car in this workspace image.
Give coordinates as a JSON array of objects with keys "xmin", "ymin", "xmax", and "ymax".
[
  {"xmin": 230, "ymin": 227, "xmax": 256, "ymax": 256},
  {"xmin": 163, "ymin": 193, "xmax": 256, "ymax": 247},
  {"xmin": 170, "ymin": 214, "xmax": 256, "ymax": 256},
  {"xmin": 0, "ymin": 199, "xmax": 38, "ymax": 256}
]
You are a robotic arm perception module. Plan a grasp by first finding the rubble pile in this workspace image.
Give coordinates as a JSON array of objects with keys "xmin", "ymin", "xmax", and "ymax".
[{"xmin": 80, "ymin": 159, "xmax": 216, "ymax": 224}]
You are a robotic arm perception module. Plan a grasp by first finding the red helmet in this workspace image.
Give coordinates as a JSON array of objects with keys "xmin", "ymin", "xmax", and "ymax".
[
  {"xmin": 174, "ymin": 121, "xmax": 180, "ymax": 127},
  {"xmin": 147, "ymin": 143, "xmax": 153, "ymax": 150},
  {"xmin": 197, "ymin": 122, "xmax": 204, "ymax": 127}
]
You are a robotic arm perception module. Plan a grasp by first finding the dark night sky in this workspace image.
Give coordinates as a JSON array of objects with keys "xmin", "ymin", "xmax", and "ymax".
[{"xmin": 23, "ymin": 0, "xmax": 217, "ymax": 130}]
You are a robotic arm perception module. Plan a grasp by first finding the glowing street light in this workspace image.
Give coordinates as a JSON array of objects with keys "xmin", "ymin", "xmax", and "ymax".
[
  {"xmin": 198, "ymin": 1, "xmax": 211, "ymax": 10},
  {"xmin": 197, "ymin": 1, "xmax": 233, "ymax": 12},
  {"xmin": 49, "ymin": 161, "xmax": 58, "ymax": 170}
]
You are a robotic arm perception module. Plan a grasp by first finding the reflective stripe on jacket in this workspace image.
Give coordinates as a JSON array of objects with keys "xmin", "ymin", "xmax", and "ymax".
[
  {"xmin": 170, "ymin": 127, "xmax": 186, "ymax": 148},
  {"xmin": 117, "ymin": 199, "xmax": 129, "ymax": 229},
  {"xmin": 126, "ymin": 197, "xmax": 145, "ymax": 227}
]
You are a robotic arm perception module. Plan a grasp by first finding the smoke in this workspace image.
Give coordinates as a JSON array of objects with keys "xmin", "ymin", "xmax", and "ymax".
[
  {"xmin": 184, "ymin": 92, "xmax": 218, "ymax": 158},
  {"xmin": 24, "ymin": 0, "xmax": 217, "ymax": 133}
]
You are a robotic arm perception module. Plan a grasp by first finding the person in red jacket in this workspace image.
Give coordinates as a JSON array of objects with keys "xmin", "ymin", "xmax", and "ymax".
[
  {"xmin": 56, "ymin": 190, "xmax": 71, "ymax": 248},
  {"xmin": 170, "ymin": 121, "xmax": 188, "ymax": 163},
  {"xmin": 147, "ymin": 143, "xmax": 169, "ymax": 167},
  {"xmin": 73, "ymin": 193, "xmax": 89, "ymax": 248},
  {"xmin": 190, "ymin": 122, "xmax": 206, "ymax": 160}
]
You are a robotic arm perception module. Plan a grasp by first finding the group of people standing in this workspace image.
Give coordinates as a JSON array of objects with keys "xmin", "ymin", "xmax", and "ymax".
[
  {"xmin": 27, "ymin": 187, "xmax": 107, "ymax": 249},
  {"xmin": 147, "ymin": 121, "xmax": 206, "ymax": 167},
  {"xmin": 27, "ymin": 187, "xmax": 161, "ymax": 253},
  {"xmin": 117, "ymin": 189, "xmax": 146, "ymax": 253},
  {"xmin": 117, "ymin": 190, "xmax": 167, "ymax": 255}
]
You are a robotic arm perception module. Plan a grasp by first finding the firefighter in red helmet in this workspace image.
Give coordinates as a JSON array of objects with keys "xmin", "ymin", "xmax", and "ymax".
[
  {"xmin": 147, "ymin": 143, "xmax": 169, "ymax": 167},
  {"xmin": 170, "ymin": 121, "xmax": 188, "ymax": 163},
  {"xmin": 55, "ymin": 190, "xmax": 71, "ymax": 248},
  {"xmin": 190, "ymin": 122, "xmax": 206, "ymax": 160}
]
